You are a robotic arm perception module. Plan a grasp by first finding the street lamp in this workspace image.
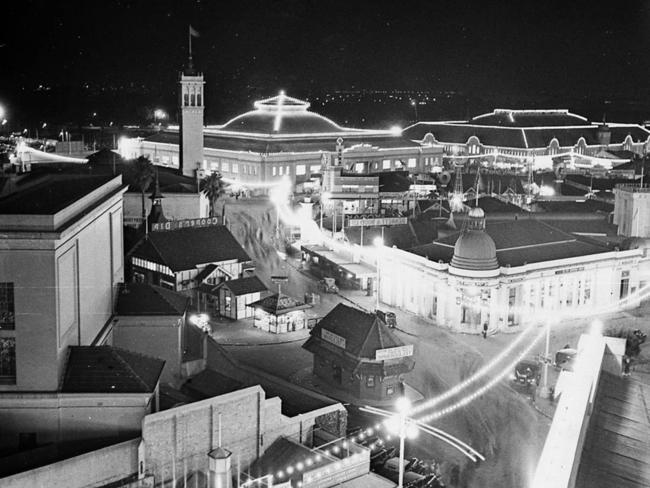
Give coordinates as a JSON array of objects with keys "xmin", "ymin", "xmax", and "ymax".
[
  {"xmin": 374, "ymin": 236, "xmax": 384, "ymax": 309},
  {"xmin": 154, "ymin": 108, "xmax": 167, "ymax": 125},
  {"xmin": 320, "ymin": 191, "xmax": 331, "ymax": 232},
  {"xmin": 361, "ymin": 398, "xmax": 484, "ymax": 488},
  {"xmin": 410, "ymin": 99, "xmax": 418, "ymax": 121}
]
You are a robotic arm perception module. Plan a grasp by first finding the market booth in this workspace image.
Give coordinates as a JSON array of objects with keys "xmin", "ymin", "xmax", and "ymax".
[{"xmin": 247, "ymin": 293, "xmax": 312, "ymax": 333}]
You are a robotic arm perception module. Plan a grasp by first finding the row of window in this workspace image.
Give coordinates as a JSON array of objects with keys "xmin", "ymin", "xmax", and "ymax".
[{"xmin": 132, "ymin": 257, "xmax": 173, "ymax": 277}]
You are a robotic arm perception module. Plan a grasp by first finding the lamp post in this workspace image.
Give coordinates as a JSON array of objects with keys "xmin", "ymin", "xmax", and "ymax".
[
  {"xmin": 410, "ymin": 99, "xmax": 418, "ymax": 121},
  {"xmin": 374, "ymin": 236, "xmax": 384, "ymax": 309},
  {"xmin": 361, "ymin": 398, "xmax": 484, "ymax": 488}
]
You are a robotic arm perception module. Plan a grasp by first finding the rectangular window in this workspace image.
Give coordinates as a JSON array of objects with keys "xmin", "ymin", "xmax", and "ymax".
[
  {"xmin": 408, "ymin": 158, "xmax": 417, "ymax": 168},
  {"xmin": 0, "ymin": 337, "xmax": 16, "ymax": 383},
  {"xmin": 296, "ymin": 164, "xmax": 306, "ymax": 175},
  {"xmin": 279, "ymin": 166, "xmax": 284, "ymax": 176},
  {"xmin": 272, "ymin": 166, "xmax": 276, "ymax": 176},
  {"xmin": 508, "ymin": 287, "xmax": 517, "ymax": 326},
  {"xmin": 286, "ymin": 166, "xmax": 290, "ymax": 175},
  {"xmin": 366, "ymin": 375, "xmax": 375, "ymax": 388},
  {"xmin": 310, "ymin": 165, "xmax": 321, "ymax": 173},
  {"xmin": 382, "ymin": 159, "xmax": 391, "ymax": 169},
  {"xmin": 222, "ymin": 162, "xmax": 230, "ymax": 173},
  {"xmin": 232, "ymin": 163, "xmax": 238, "ymax": 173},
  {"xmin": 0, "ymin": 283, "xmax": 15, "ymax": 330}
]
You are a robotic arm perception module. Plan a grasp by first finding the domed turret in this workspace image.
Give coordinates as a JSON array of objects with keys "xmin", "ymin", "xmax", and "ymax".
[{"xmin": 449, "ymin": 209, "xmax": 499, "ymax": 275}]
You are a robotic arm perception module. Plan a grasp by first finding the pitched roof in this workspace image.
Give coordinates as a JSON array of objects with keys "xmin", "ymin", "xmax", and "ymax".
[
  {"xmin": 307, "ymin": 304, "xmax": 405, "ymax": 358},
  {"xmin": 247, "ymin": 293, "xmax": 310, "ymax": 316},
  {"xmin": 146, "ymin": 130, "xmax": 420, "ymax": 155},
  {"xmin": 132, "ymin": 225, "xmax": 250, "ymax": 272},
  {"xmin": 303, "ymin": 304, "xmax": 414, "ymax": 376},
  {"xmin": 194, "ymin": 264, "xmax": 218, "ymax": 283},
  {"xmin": 575, "ymin": 372, "xmax": 650, "ymax": 488},
  {"xmin": 116, "ymin": 283, "xmax": 189, "ymax": 316},
  {"xmin": 220, "ymin": 276, "xmax": 268, "ymax": 295},
  {"xmin": 409, "ymin": 219, "xmax": 612, "ymax": 267},
  {"xmin": 61, "ymin": 346, "xmax": 164, "ymax": 393}
]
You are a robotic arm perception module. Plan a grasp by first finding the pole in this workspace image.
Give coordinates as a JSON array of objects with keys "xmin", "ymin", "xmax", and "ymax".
[
  {"xmin": 543, "ymin": 321, "xmax": 550, "ymax": 390},
  {"xmin": 398, "ymin": 415, "xmax": 406, "ymax": 488},
  {"xmin": 360, "ymin": 223, "xmax": 364, "ymax": 247},
  {"xmin": 376, "ymin": 249, "xmax": 380, "ymax": 310}
]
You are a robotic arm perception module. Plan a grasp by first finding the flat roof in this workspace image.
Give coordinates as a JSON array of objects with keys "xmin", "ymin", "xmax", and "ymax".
[{"xmin": 0, "ymin": 174, "xmax": 115, "ymax": 215}]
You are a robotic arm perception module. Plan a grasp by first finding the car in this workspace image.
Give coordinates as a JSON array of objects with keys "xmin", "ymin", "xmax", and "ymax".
[
  {"xmin": 555, "ymin": 348, "xmax": 577, "ymax": 371},
  {"xmin": 514, "ymin": 359, "xmax": 541, "ymax": 386},
  {"xmin": 376, "ymin": 309, "xmax": 397, "ymax": 328}
]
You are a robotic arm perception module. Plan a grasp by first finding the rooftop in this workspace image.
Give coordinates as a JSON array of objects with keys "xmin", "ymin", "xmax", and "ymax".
[
  {"xmin": 471, "ymin": 109, "xmax": 589, "ymax": 127},
  {"xmin": 410, "ymin": 218, "xmax": 612, "ymax": 267},
  {"xmin": 575, "ymin": 371, "xmax": 650, "ymax": 488},
  {"xmin": 0, "ymin": 174, "xmax": 116, "ymax": 215},
  {"xmin": 218, "ymin": 276, "xmax": 268, "ymax": 295},
  {"xmin": 61, "ymin": 346, "xmax": 165, "ymax": 394},
  {"xmin": 131, "ymin": 225, "xmax": 250, "ymax": 272},
  {"xmin": 247, "ymin": 293, "xmax": 311, "ymax": 316},
  {"xmin": 116, "ymin": 283, "xmax": 189, "ymax": 316}
]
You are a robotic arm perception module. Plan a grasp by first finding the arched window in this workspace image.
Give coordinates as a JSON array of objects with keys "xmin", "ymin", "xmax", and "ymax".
[
  {"xmin": 197, "ymin": 93, "xmax": 202, "ymax": 106},
  {"xmin": 183, "ymin": 93, "xmax": 189, "ymax": 106}
]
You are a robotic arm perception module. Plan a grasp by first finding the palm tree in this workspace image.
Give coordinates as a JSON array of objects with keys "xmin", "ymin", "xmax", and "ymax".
[
  {"xmin": 201, "ymin": 171, "xmax": 226, "ymax": 218},
  {"xmin": 131, "ymin": 156, "xmax": 155, "ymax": 224}
]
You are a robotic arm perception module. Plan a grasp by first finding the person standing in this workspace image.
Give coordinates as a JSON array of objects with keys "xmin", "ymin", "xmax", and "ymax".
[{"xmin": 482, "ymin": 322, "xmax": 488, "ymax": 339}]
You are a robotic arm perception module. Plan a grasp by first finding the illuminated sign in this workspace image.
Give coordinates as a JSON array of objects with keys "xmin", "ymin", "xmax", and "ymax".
[
  {"xmin": 321, "ymin": 329, "xmax": 346, "ymax": 349},
  {"xmin": 375, "ymin": 345, "xmax": 414, "ymax": 361},
  {"xmin": 151, "ymin": 217, "xmax": 221, "ymax": 232},
  {"xmin": 271, "ymin": 275, "xmax": 289, "ymax": 283},
  {"xmin": 348, "ymin": 217, "xmax": 407, "ymax": 227}
]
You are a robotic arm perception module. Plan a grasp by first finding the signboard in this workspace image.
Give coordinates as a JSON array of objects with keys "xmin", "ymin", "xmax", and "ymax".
[
  {"xmin": 151, "ymin": 216, "xmax": 221, "ymax": 232},
  {"xmin": 375, "ymin": 344, "xmax": 414, "ymax": 361},
  {"xmin": 271, "ymin": 275, "xmax": 289, "ymax": 283},
  {"xmin": 321, "ymin": 329, "xmax": 346, "ymax": 349},
  {"xmin": 554, "ymin": 266, "xmax": 585, "ymax": 275},
  {"xmin": 348, "ymin": 217, "xmax": 407, "ymax": 227}
]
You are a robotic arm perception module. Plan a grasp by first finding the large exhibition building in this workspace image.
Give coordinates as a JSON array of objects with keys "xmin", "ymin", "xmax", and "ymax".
[
  {"xmin": 403, "ymin": 109, "xmax": 650, "ymax": 170},
  {"xmin": 119, "ymin": 76, "xmax": 444, "ymax": 190},
  {"xmin": 372, "ymin": 208, "xmax": 650, "ymax": 334}
]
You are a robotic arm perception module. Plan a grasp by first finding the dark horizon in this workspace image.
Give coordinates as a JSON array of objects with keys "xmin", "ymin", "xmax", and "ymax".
[{"xmin": 3, "ymin": 0, "xmax": 650, "ymax": 129}]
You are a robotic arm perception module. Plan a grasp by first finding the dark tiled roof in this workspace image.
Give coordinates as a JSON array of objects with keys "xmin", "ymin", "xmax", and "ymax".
[
  {"xmin": 132, "ymin": 225, "xmax": 250, "ymax": 272},
  {"xmin": 404, "ymin": 121, "xmax": 649, "ymax": 149},
  {"xmin": 116, "ymin": 283, "xmax": 189, "ymax": 316},
  {"xmin": 308, "ymin": 304, "xmax": 405, "ymax": 358},
  {"xmin": 467, "ymin": 196, "xmax": 527, "ymax": 213},
  {"xmin": 181, "ymin": 369, "xmax": 245, "ymax": 399},
  {"xmin": 247, "ymin": 293, "xmax": 310, "ymax": 316},
  {"xmin": 61, "ymin": 346, "xmax": 164, "ymax": 393},
  {"xmin": 470, "ymin": 110, "xmax": 588, "ymax": 127},
  {"xmin": 146, "ymin": 130, "xmax": 419, "ymax": 154},
  {"xmin": 248, "ymin": 437, "xmax": 330, "ymax": 483},
  {"xmin": 220, "ymin": 276, "xmax": 267, "ymax": 295},
  {"xmin": 0, "ymin": 174, "xmax": 115, "ymax": 215},
  {"xmin": 409, "ymin": 219, "xmax": 611, "ymax": 267},
  {"xmin": 575, "ymin": 372, "xmax": 650, "ymax": 488},
  {"xmin": 532, "ymin": 199, "xmax": 614, "ymax": 213}
]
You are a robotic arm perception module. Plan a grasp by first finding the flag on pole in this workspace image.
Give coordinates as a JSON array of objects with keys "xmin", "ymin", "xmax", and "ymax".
[{"xmin": 189, "ymin": 25, "xmax": 200, "ymax": 37}]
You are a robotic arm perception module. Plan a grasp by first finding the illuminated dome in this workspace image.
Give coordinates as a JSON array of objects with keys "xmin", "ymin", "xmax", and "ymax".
[
  {"xmin": 220, "ymin": 92, "xmax": 344, "ymax": 135},
  {"xmin": 450, "ymin": 209, "xmax": 499, "ymax": 273}
]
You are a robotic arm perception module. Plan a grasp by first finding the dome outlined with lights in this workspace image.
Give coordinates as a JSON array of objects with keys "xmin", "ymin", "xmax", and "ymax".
[
  {"xmin": 219, "ymin": 91, "xmax": 346, "ymax": 135},
  {"xmin": 449, "ymin": 208, "xmax": 499, "ymax": 275}
]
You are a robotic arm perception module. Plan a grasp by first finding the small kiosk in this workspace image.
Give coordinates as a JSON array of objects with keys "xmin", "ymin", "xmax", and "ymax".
[{"xmin": 248, "ymin": 293, "xmax": 312, "ymax": 334}]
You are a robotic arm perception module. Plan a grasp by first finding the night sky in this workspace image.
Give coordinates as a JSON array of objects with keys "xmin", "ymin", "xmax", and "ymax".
[{"xmin": 3, "ymin": 0, "xmax": 650, "ymax": 127}]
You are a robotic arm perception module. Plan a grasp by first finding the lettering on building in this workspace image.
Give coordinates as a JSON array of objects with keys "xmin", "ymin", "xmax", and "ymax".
[
  {"xmin": 151, "ymin": 217, "xmax": 221, "ymax": 232},
  {"xmin": 321, "ymin": 329, "xmax": 346, "ymax": 349},
  {"xmin": 348, "ymin": 217, "xmax": 408, "ymax": 227},
  {"xmin": 375, "ymin": 344, "xmax": 414, "ymax": 361},
  {"xmin": 554, "ymin": 266, "xmax": 585, "ymax": 275}
]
